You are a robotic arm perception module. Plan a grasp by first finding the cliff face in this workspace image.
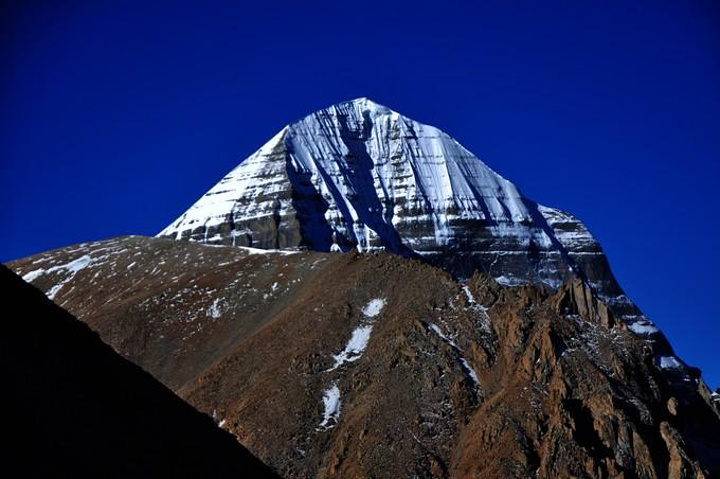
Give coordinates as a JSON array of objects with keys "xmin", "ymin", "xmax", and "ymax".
[
  {"xmin": 0, "ymin": 263, "xmax": 279, "ymax": 478},
  {"xmin": 10, "ymin": 236, "xmax": 719, "ymax": 478}
]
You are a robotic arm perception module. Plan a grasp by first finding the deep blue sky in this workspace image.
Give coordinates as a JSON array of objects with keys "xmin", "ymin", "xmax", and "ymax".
[{"xmin": 2, "ymin": 1, "xmax": 718, "ymax": 386}]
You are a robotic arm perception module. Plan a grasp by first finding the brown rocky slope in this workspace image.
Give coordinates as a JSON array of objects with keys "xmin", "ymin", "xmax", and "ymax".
[{"xmin": 9, "ymin": 235, "xmax": 720, "ymax": 478}]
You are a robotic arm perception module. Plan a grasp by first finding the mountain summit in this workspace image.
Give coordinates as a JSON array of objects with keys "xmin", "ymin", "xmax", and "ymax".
[{"xmin": 159, "ymin": 98, "xmax": 604, "ymax": 287}]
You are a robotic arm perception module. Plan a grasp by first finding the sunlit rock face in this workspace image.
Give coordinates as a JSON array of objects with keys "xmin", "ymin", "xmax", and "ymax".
[{"xmin": 157, "ymin": 98, "xmax": 615, "ymax": 295}]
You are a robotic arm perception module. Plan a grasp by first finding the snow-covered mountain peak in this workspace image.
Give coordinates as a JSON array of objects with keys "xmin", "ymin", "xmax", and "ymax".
[
  {"xmin": 331, "ymin": 97, "xmax": 393, "ymax": 114},
  {"xmin": 291, "ymin": 98, "xmax": 397, "ymax": 131},
  {"xmin": 157, "ymin": 99, "xmax": 620, "ymax": 298}
]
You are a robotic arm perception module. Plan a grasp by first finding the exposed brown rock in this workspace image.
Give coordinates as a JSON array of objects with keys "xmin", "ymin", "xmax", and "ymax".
[{"xmin": 9, "ymin": 236, "xmax": 720, "ymax": 478}]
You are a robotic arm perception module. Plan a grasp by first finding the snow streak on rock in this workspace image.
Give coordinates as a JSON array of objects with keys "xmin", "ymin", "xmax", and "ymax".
[
  {"xmin": 428, "ymin": 323, "xmax": 480, "ymax": 388},
  {"xmin": 23, "ymin": 255, "xmax": 94, "ymax": 300},
  {"xmin": 658, "ymin": 355, "xmax": 683, "ymax": 370},
  {"xmin": 461, "ymin": 284, "xmax": 491, "ymax": 333},
  {"xmin": 317, "ymin": 382, "xmax": 341, "ymax": 431},
  {"xmin": 327, "ymin": 298, "xmax": 386, "ymax": 371},
  {"xmin": 327, "ymin": 326, "xmax": 373, "ymax": 372},
  {"xmin": 320, "ymin": 297, "xmax": 387, "ymax": 432},
  {"xmin": 361, "ymin": 298, "xmax": 386, "ymax": 318},
  {"xmin": 627, "ymin": 319, "xmax": 660, "ymax": 337}
]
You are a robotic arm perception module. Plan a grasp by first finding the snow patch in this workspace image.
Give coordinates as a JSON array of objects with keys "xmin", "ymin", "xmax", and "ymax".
[
  {"xmin": 23, "ymin": 255, "xmax": 94, "ymax": 300},
  {"xmin": 237, "ymin": 246, "xmax": 299, "ymax": 256},
  {"xmin": 627, "ymin": 320, "xmax": 660, "ymax": 336},
  {"xmin": 362, "ymin": 298, "xmax": 386, "ymax": 318},
  {"xmin": 658, "ymin": 356, "xmax": 683, "ymax": 370},
  {"xmin": 326, "ymin": 298, "xmax": 386, "ymax": 371},
  {"xmin": 461, "ymin": 285, "xmax": 478, "ymax": 306},
  {"xmin": 22, "ymin": 269, "xmax": 46, "ymax": 283},
  {"xmin": 429, "ymin": 323, "xmax": 454, "ymax": 345},
  {"xmin": 327, "ymin": 325, "xmax": 373, "ymax": 371},
  {"xmin": 207, "ymin": 298, "xmax": 225, "ymax": 319},
  {"xmin": 460, "ymin": 358, "xmax": 480, "ymax": 386},
  {"xmin": 317, "ymin": 382, "xmax": 341, "ymax": 430},
  {"xmin": 494, "ymin": 275, "xmax": 526, "ymax": 286}
]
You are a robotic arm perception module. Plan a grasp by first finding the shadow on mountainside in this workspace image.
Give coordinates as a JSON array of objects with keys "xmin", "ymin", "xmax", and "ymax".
[{"xmin": 0, "ymin": 264, "xmax": 280, "ymax": 479}]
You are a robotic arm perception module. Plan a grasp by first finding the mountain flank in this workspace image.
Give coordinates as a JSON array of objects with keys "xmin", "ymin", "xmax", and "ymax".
[{"xmin": 9, "ymin": 237, "xmax": 720, "ymax": 478}]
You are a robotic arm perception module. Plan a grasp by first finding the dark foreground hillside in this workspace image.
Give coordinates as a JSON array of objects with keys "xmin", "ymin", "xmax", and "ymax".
[{"xmin": 0, "ymin": 264, "xmax": 279, "ymax": 478}]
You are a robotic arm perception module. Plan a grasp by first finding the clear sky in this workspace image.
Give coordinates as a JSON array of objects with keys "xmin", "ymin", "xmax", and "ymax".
[{"xmin": 2, "ymin": 1, "xmax": 718, "ymax": 386}]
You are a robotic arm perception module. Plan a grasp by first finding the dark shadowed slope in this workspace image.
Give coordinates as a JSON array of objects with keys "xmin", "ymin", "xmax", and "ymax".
[{"xmin": 0, "ymin": 264, "xmax": 280, "ymax": 479}]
